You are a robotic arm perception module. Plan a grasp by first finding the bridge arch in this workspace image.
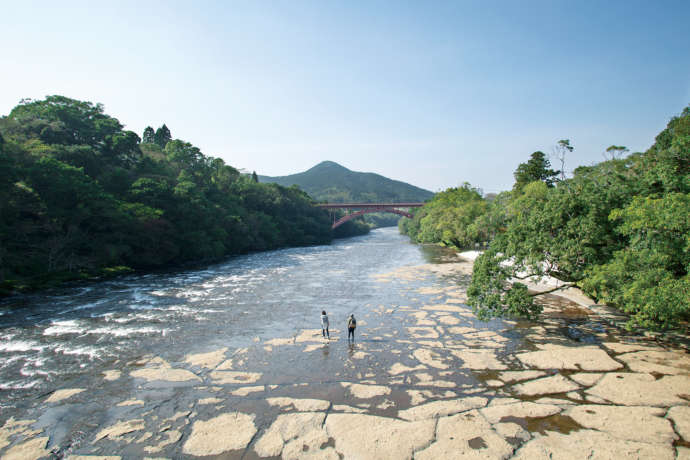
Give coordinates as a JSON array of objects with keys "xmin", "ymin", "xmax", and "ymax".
[{"xmin": 332, "ymin": 208, "xmax": 413, "ymax": 229}]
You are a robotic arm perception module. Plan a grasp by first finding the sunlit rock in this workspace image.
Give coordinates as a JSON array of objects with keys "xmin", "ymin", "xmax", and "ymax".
[
  {"xmin": 209, "ymin": 370, "xmax": 261, "ymax": 384},
  {"xmin": 398, "ymin": 396, "xmax": 487, "ymax": 421},
  {"xmin": 516, "ymin": 344, "xmax": 623, "ymax": 371},
  {"xmin": 182, "ymin": 412, "xmax": 256, "ymax": 456},
  {"xmin": 480, "ymin": 401, "xmax": 561, "ymax": 424},
  {"xmin": 513, "ymin": 429, "xmax": 674, "ymax": 460},
  {"xmin": 254, "ymin": 412, "xmax": 326, "ymax": 457},
  {"xmin": 668, "ymin": 406, "xmax": 690, "ymax": 442},
  {"xmin": 585, "ymin": 373, "xmax": 690, "ymax": 406},
  {"xmin": 325, "ymin": 414, "xmax": 435, "ymax": 460},
  {"xmin": 94, "ymin": 419, "xmax": 145, "ymax": 441},
  {"xmin": 2, "ymin": 437, "xmax": 50, "ymax": 460},
  {"xmin": 566, "ymin": 405, "xmax": 676, "ymax": 445},
  {"xmin": 617, "ymin": 350, "xmax": 690, "ymax": 375},
  {"xmin": 413, "ymin": 348, "xmax": 449, "ymax": 369},
  {"xmin": 512, "ymin": 374, "xmax": 580, "ymax": 396},
  {"xmin": 267, "ymin": 397, "xmax": 330, "ymax": 412},
  {"xmin": 497, "ymin": 370, "xmax": 547, "ymax": 383},
  {"xmin": 415, "ymin": 410, "xmax": 513, "ymax": 460},
  {"xmin": 450, "ymin": 350, "xmax": 507, "ymax": 370},
  {"xmin": 183, "ymin": 347, "xmax": 227, "ymax": 369},
  {"xmin": 130, "ymin": 358, "xmax": 201, "ymax": 383},
  {"xmin": 45, "ymin": 388, "xmax": 85, "ymax": 403},
  {"xmin": 341, "ymin": 383, "xmax": 391, "ymax": 399},
  {"xmin": 231, "ymin": 385, "xmax": 264, "ymax": 396}
]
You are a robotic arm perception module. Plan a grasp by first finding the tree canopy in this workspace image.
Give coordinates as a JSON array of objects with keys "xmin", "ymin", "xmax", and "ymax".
[{"xmin": 0, "ymin": 96, "xmax": 361, "ymax": 293}]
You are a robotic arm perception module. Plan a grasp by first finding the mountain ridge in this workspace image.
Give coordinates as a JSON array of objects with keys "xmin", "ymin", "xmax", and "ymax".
[{"xmin": 258, "ymin": 161, "xmax": 434, "ymax": 203}]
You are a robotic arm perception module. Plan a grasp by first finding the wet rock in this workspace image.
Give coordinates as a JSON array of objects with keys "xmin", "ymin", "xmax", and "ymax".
[
  {"xmin": 143, "ymin": 429, "xmax": 181, "ymax": 454},
  {"xmin": 494, "ymin": 421, "xmax": 531, "ymax": 443},
  {"xmin": 267, "ymin": 397, "xmax": 330, "ymax": 412},
  {"xmin": 102, "ymin": 370, "xmax": 121, "ymax": 381},
  {"xmin": 617, "ymin": 350, "xmax": 690, "ymax": 375},
  {"xmin": 68, "ymin": 456, "xmax": 121, "ymax": 459},
  {"xmin": 398, "ymin": 396, "xmax": 487, "ymax": 421},
  {"xmin": 182, "ymin": 412, "xmax": 257, "ymax": 456},
  {"xmin": 341, "ymin": 383, "xmax": 391, "ymax": 399},
  {"xmin": 324, "ymin": 414, "xmax": 435, "ymax": 460},
  {"xmin": 450, "ymin": 350, "xmax": 507, "ymax": 370},
  {"xmin": 513, "ymin": 429, "xmax": 674, "ymax": 459},
  {"xmin": 183, "ymin": 347, "xmax": 227, "ymax": 369},
  {"xmin": 422, "ymin": 304, "xmax": 464, "ymax": 313},
  {"xmin": 585, "ymin": 373, "xmax": 690, "ymax": 406},
  {"xmin": 130, "ymin": 358, "xmax": 201, "ymax": 383},
  {"xmin": 413, "ymin": 349, "xmax": 449, "ymax": 369},
  {"xmin": 45, "ymin": 388, "xmax": 85, "ymax": 403},
  {"xmin": 209, "ymin": 370, "xmax": 261, "ymax": 384},
  {"xmin": 516, "ymin": 344, "xmax": 623, "ymax": 371},
  {"xmin": 117, "ymin": 399, "xmax": 144, "ymax": 407},
  {"xmin": 566, "ymin": 405, "xmax": 675, "ymax": 445},
  {"xmin": 94, "ymin": 419, "xmax": 145, "ymax": 441},
  {"xmin": 497, "ymin": 370, "xmax": 547, "ymax": 383},
  {"xmin": 415, "ymin": 410, "xmax": 513, "ymax": 459},
  {"xmin": 480, "ymin": 402, "xmax": 562, "ymax": 424},
  {"xmin": 2, "ymin": 436, "xmax": 49, "ymax": 460},
  {"xmin": 388, "ymin": 362, "xmax": 426, "ymax": 375},
  {"xmin": 231, "ymin": 385, "xmax": 264, "ymax": 396},
  {"xmin": 512, "ymin": 375, "xmax": 580, "ymax": 396},
  {"xmin": 254, "ymin": 412, "xmax": 326, "ymax": 457},
  {"xmin": 198, "ymin": 397, "xmax": 223, "ymax": 405},
  {"xmin": 667, "ymin": 406, "xmax": 690, "ymax": 441}
]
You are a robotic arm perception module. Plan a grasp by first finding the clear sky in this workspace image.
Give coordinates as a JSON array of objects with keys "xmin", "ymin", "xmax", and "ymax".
[{"xmin": 2, "ymin": 1, "xmax": 689, "ymax": 193}]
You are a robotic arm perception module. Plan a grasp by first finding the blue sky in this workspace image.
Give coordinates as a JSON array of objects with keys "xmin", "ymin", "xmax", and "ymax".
[{"xmin": 2, "ymin": 1, "xmax": 689, "ymax": 193}]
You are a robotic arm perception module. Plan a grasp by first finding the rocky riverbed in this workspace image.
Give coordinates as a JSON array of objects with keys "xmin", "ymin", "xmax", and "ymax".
[{"xmin": 1, "ymin": 252, "xmax": 689, "ymax": 459}]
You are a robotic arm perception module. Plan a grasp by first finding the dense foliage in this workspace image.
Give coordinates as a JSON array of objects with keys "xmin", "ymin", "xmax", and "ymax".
[
  {"xmin": 401, "ymin": 106, "xmax": 689, "ymax": 330},
  {"xmin": 0, "ymin": 96, "xmax": 356, "ymax": 293}
]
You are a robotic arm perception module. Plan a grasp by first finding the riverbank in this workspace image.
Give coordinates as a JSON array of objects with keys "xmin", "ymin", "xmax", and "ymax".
[{"xmin": 1, "ymin": 237, "xmax": 689, "ymax": 459}]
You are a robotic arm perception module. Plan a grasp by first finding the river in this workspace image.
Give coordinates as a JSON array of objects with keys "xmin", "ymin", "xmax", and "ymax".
[{"xmin": 0, "ymin": 227, "xmax": 688, "ymax": 459}]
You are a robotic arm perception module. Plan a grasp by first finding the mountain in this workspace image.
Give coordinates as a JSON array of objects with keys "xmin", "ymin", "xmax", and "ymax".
[{"xmin": 258, "ymin": 161, "xmax": 434, "ymax": 203}]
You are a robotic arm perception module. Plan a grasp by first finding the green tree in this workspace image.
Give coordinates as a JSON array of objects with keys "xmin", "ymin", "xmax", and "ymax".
[
  {"xmin": 154, "ymin": 124, "xmax": 171, "ymax": 148},
  {"xmin": 252, "ymin": 171, "xmax": 259, "ymax": 183},
  {"xmin": 142, "ymin": 126, "xmax": 155, "ymax": 144},
  {"xmin": 513, "ymin": 151, "xmax": 559, "ymax": 191}
]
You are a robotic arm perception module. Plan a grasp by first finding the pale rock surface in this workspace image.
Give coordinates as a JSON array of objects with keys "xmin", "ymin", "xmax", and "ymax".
[
  {"xmin": 406, "ymin": 327, "xmax": 440, "ymax": 339},
  {"xmin": 494, "ymin": 422, "xmax": 531, "ymax": 442},
  {"xmin": 332, "ymin": 404, "xmax": 367, "ymax": 413},
  {"xmin": 513, "ymin": 429, "xmax": 675, "ymax": 460},
  {"xmin": 512, "ymin": 374, "xmax": 580, "ymax": 396},
  {"xmin": 341, "ymin": 382, "xmax": 391, "ymax": 399},
  {"xmin": 667, "ymin": 406, "xmax": 690, "ymax": 441},
  {"xmin": 102, "ymin": 370, "xmax": 121, "ymax": 381},
  {"xmin": 481, "ymin": 402, "xmax": 562, "ymax": 424},
  {"xmin": 324, "ymin": 414, "xmax": 435, "ymax": 460},
  {"xmin": 516, "ymin": 344, "xmax": 623, "ymax": 371},
  {"xmin": 2, "ymin": 437, "xmax": 50, "ymax": 460},
  {"xmin": 412, "ymin": 348, "xmax": 448, "ymax": 369},
  {"xmin": 209, "ymin": 370, "xmax": 261, "ymax": 384},
  {"xmin": 678, "ymin": 447, "xmax": 690, "ymax": 460},
  {"xmin": 182, "ymin": 412, "xmax": 257, "ymax": 456},
  {"xmin": 45, "ymin": 388, "xmax": 85, "ymax": 403},
  {"xmin": 183, "ymin": 347, "xmax": 227, "ymax": 369},
  {"xmin": 497, "ymin": 370, "xmax": 547, "ymax": 383},
  {"xmin": 254, "ymin": 412, "xmax": 326, "ymax": 457},
  {"xmin": 231, "ymin": 385, "xmax": 264, "ymax": 396},
  {"xmin": 450, "ymin": 350, "xmax": 507, "ymax": 370},
  {"xmin": 566, "ymin": 405, "xmax": 675, "ymax": 444},
  {"xmin": 568, "ymin": 372, "xmax": 603, "ymax": 386},
  {"xmin": 617, "ymin": 350, "xmax": 690, "ymax": 375},
  {"xmin": 388, "ymin": 362, "xmax": 426, "ymax": 375},
  {"xmin": 131, "ymin": 358, "xmax": 201, "ymax": 383},
  {"xmin": 398, "ymin": 396, "xmax": 487, "ymax": 421},
  {"xmin": 94, "ymin": 419, "xmax": 145, "ymax": 441},
  {"xmin": 586, "ymin": 373, "xmax": 690, "ymax": 406},
  {"xmin": 266, "ymin": 397, "xmax": 330, "ymax": 412},
  {"xmin": 415, "ymin": 410, "xmax": 513, "ymax": 460},
  {"xmin": 602, "ymin": 341, "xmax": 660, "ymax": 354}
]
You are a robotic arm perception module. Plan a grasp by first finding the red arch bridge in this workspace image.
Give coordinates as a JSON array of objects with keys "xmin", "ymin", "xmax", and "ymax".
[{"xmin": 315, "ymin": 203, "xmax": 424, "ymax": 229}]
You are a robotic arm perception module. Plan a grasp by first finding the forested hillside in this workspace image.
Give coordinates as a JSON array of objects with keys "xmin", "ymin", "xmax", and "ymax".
[
  {"xmin": 400, "ymin": 107, "xmax": 689, "ymax": 330},
  {"xmin": 260, "ymin": 161, "xmax": 434, "ymax": 228},
  {"xmin": 0, "ymin": 96, "xmax": 363, "ymax": 293}
]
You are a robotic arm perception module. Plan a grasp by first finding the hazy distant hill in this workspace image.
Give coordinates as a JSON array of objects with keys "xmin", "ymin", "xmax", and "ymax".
[{"xmin": 258, "ymin": 161, "xmax": 434, "ymax": 203}]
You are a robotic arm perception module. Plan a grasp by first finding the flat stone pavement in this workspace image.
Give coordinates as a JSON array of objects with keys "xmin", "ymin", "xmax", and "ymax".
[{"xmin": 1, "ymin": 258, "xmax": 689, "ymax": 459}]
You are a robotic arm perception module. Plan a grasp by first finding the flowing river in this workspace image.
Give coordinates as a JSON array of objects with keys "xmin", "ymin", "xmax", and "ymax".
[{"xmin": 1, "ymin": 227, "xmax": 688, "ymax": 459}]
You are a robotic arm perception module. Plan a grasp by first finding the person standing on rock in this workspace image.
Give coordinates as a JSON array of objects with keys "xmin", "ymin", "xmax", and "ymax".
[
  {"xmin": 321, "ymin": 310, "xmax": 330, "ymax": 339},
  {"xmin": 347, "ymin": 314, "xmax": 356, "ymax": 342}
]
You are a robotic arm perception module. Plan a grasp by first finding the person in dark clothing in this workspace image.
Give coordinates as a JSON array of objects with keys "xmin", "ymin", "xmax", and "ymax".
[
  {"xmin": 347, "ymin": 314, "xmax": 356, "ymax": 342},
  {"xmin": 321, "ymin": 310, "xmax": 330, "ymax": 339}
]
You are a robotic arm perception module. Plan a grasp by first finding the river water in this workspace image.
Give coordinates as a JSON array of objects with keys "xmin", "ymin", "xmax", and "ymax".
[
  {"xmin": 3, "ymin": 227, "xmax": 686, "ymax": 459},
  {"xmin": 0, "ymin": 228, "xmax": 480, "ymax": 410}
]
